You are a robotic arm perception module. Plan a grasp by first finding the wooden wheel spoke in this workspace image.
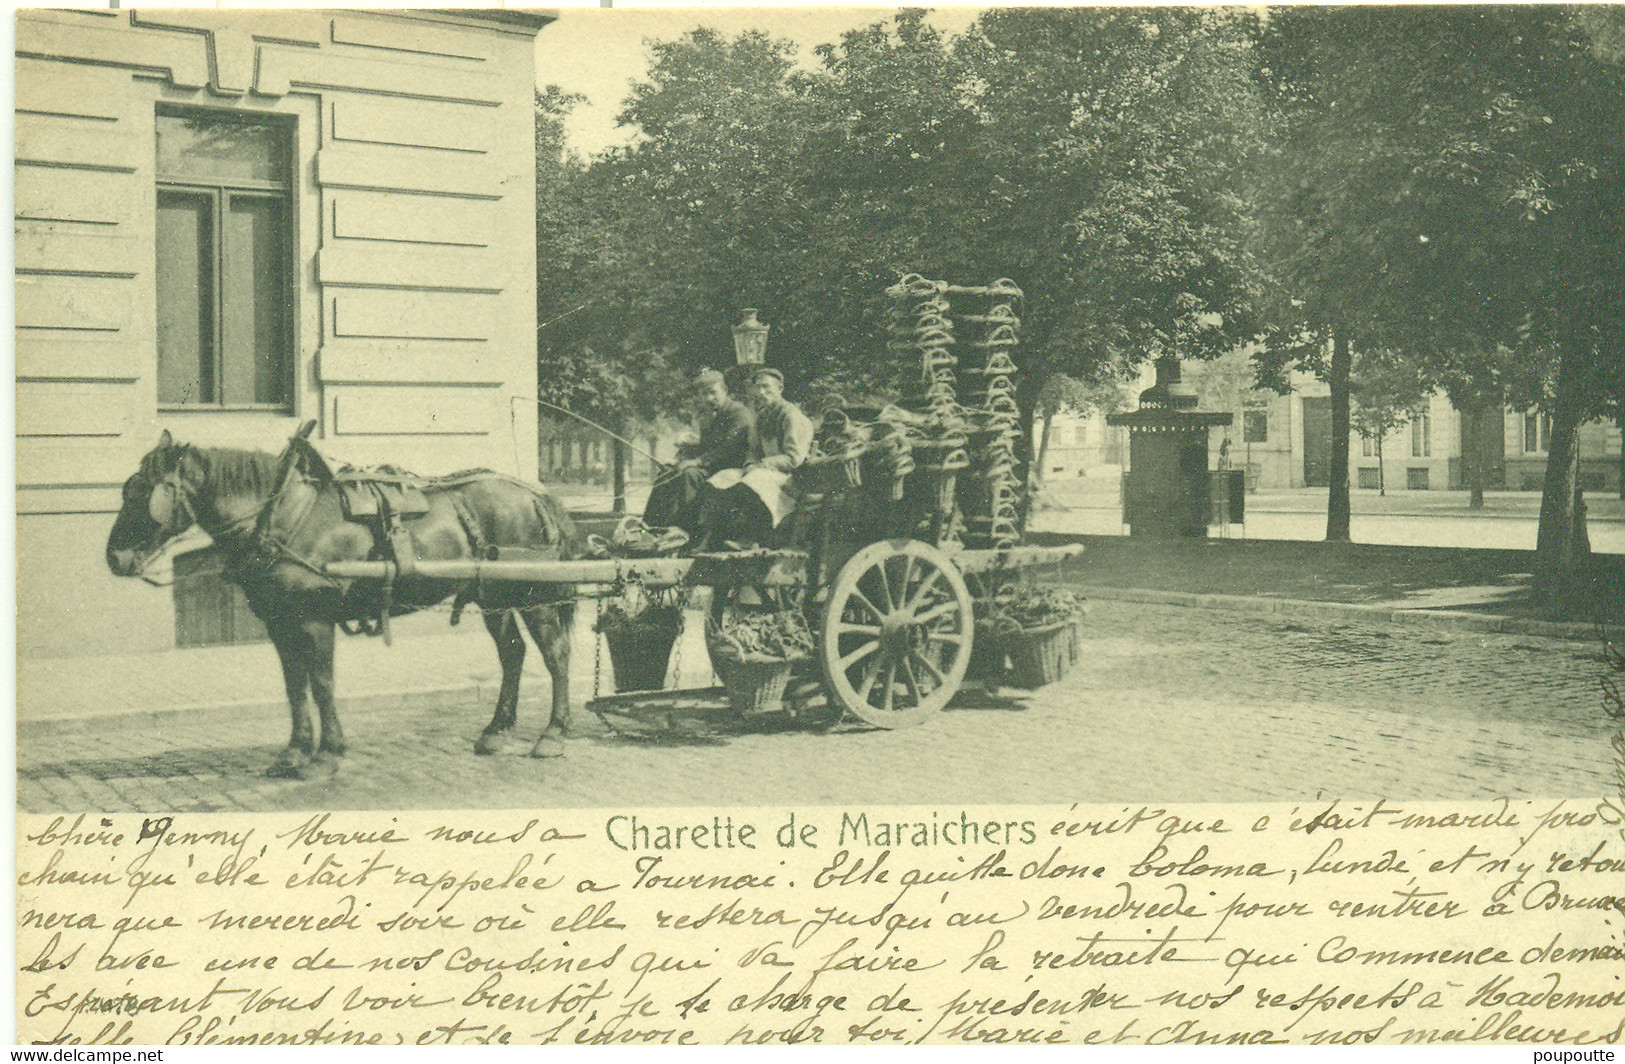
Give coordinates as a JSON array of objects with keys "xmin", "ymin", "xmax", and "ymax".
[
  {"xmin": 839, "ymin": 639, "xmax": 880, "ymax": 672},
  {"xmin": 901, "ymin": 656, "xmax": 926, "ymax": 704},
  {"xmin": 904, "ymin": 569, "xmax": 944, "ymax": 613},
  {"xmin": 911, "ymin": 649, "xmax": 947, "ymax": 687},
  {"xmin": 856, "ymin": 656, "xmax": 885, "ymax": 701},
  {"xmin": 851, "ymin": 589, "xmax": 885, "ymax": 621},
  {"xmin": 915, "ymin": 600, "xmax": 961, "ymax": 626},
  {"xmin": 927, "ymin": 630, "xmax": 966, "ymax": 647},
  {"xmin": 882, "ymin": 662, "xmax": 898, "ymax": 713},
  {"xmin": 899, "ymin": 555, "xmax": 915, "ymax": 603},
  {"xmin": 874, "ymin": 563, "xmax": 895, "ymax": 611},
  {"xmin": 838, "ymin": 622, "xmax": 881, "ymax": 637}
]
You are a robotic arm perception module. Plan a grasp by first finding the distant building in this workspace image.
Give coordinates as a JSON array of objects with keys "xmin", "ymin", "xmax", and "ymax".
[
  {"xmin": 1500, "ymin": 410, "xmax": 1621, "ymax": 494},
  {"xmin": 1037, "ymin": 358, "xmax": 1622, "ymax": 494},
  {"xmin": 15, "ymin": 9, "xmax": 555, "ymax": 661}
]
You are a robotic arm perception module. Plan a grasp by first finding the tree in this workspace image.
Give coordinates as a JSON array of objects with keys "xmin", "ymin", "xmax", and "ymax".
[
  {"xmin": 1031, "ymin": 373, "xmax": 1129, "ymax": 499},
  {"xmin": 957, "ymin": 7, "xmax": 1267, "ymax": 465},
  {"xmin": 1250, "ymin": 6, "xmax": 1625, "ymax": 581},
  {"xmin": 1349, "ymin": 350, "xmax": 1431, "ymax": 496},
  {"xmin": 1248, "ymin": 8, "xmax": 1459, "ymax": 540},
  {"xmin": 534, "ymin": 87, "xmax": 688, "ymax": 509},
  {"xmin": 1430, "ymin": 342, "xmax": 1553, "ymax": 508},
  {"xmin": 572, "ymin": 10, "xmax": 1267, "ymax": 430}
]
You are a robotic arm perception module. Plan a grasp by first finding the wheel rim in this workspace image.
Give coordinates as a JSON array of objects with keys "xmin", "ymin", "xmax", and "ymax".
[{"xmin": 821, "ymin": 539, "xmax": 972, "ymax": 728}]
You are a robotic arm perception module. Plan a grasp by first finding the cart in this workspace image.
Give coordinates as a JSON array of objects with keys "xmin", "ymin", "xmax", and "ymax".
[{"xmin": 325, "ymin": 276, "xmax": 1085, "ymax": 730}]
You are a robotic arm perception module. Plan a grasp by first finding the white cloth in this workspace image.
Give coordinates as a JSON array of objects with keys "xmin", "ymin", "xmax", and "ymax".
[{"xmin": 708, "ymin": 466, "xmax": 797, "ymax": 528}]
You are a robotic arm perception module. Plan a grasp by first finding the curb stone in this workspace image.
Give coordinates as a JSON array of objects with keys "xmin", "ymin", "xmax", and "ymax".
[{"xmin": 1076, "ymin": 585, "xmax": 1604, "ymax": 643}]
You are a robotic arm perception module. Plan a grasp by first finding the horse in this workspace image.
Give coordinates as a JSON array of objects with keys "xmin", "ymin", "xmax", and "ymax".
[{"xmin": 105, "ymin": 428, "xmax": 584, "ymax": 778}]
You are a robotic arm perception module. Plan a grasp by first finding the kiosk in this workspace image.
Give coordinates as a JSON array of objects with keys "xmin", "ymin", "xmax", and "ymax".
[{"xmin": 1108, "ymin": 356, "xmax": 1235, "ymax": 538}]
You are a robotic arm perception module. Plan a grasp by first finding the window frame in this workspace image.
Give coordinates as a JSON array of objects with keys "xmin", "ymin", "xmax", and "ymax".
[
  {"xmin": 1410, "ymin": 409, "xmax": 1431, "ymax": 458},
  {"xmin": 1242, "ymin": 408, "xmax": 1269, "ymax": 444},
  {"xmin": 154, "ymin": 104, "xmax": 296, "ymax": 412},
  {"xmin": 1522, "ymin": 410, "xmax": 1551, "ymax": 454}
]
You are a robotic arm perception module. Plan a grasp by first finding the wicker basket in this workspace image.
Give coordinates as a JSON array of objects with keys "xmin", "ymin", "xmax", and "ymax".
[
  {"xmin": 711, "ymin": 653, "xmax": 796, "ymax": 714},
  {"xmin": 602, "ymin": 609, "xmax": 682, "ymax": 692},
  {"xmin": 1005, "ymin": 620, "xmax": 1077, "ymax": 690}
]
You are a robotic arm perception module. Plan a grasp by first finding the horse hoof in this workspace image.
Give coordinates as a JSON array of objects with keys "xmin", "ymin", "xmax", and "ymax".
[
  {"xmin": 476, "ymin": 732, "xmax": 517, "ymax": 756},
  {"xmin": 529, "ymin": 736, "xmax": 566, "ymax": 759},
  {"xmin": 307, "ymin": 756, "xmax": 343, "ymax": 780},
  {"xmin": 268, "ymin": 748, "xmax": 313, "ymax": 779}
]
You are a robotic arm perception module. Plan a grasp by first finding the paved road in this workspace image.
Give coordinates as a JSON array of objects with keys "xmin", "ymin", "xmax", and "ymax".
[{"xmin": 18, "ymin": 600, "xmax": 1619, "ymax": 813}]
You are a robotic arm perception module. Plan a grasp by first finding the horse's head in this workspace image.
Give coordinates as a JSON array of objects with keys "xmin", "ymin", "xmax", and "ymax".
[{"xmin": 106, "ymin": 430, "xmax": 208, "ymax": 578}]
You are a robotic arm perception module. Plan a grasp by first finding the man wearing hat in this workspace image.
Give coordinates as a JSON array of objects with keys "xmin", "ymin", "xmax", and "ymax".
[
  {"xmin": 698, "ymin": 365, "xmax": 814, "ymax": 549},
  {"xmin": 643, "ymin": 368, "xmax": 752, "ymax": 538}
]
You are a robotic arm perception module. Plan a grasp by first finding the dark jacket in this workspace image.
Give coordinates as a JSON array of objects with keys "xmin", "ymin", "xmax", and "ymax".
[{"xmin": 693, "ymin": 399, "xmax": 753, "ymax": 474}]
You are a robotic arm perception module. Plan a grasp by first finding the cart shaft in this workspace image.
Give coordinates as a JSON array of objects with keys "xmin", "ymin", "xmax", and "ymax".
[{"xmin": 324, "ymin": 552, "xmax": 808, "ymax": 588}]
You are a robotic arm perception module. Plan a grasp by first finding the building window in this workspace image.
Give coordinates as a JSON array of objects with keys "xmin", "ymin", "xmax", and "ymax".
[
  {"xmin": 1357, "ymin": 467, "xmax": 1380, "ymax": 490},
  {"xmin": 1410, "ymin": 409, "xmax": 1431, "ymax": 457},
  {"xmin": 1361, "ymin": 435, "xmax": 1375, "ymax": 458},
  {"xmin": 1243, "ymin": 409, "xmax": 1268, "ymax": 443},
  {"xmin": 1523, "ymin": 411, "xmax": 1551, "ymax": 454},
  {"xmin": 155, "ymin": 107, "xmax": 293, "ymax": 407}
]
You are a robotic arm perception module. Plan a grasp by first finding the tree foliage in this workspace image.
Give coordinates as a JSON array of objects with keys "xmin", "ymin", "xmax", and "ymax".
[
  {"xmin": 537, "ymin": 10, "xmax": 1269, "ymax": 413},
  {"xmin": 534, "ymin": 7, "xmax": 1623, "ymax": 607},
  {"xmin": 1249, "ymin": 6, "xmax": 1625, "ymax": 601}
]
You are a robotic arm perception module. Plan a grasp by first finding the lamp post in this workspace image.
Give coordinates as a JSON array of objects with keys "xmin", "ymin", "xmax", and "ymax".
[{"xmin": 732, "ymin": 309, "xmax": 770, "ymax": 366}]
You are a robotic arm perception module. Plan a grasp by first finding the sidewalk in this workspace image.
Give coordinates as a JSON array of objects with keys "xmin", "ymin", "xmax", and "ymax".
[
  {"xmin": 1038, "ymin": 481, "xmax": 1625, "ymax": 518},
  {"xmin": 16, "ymin": 602, "xmax": 730, "ymax": 725}
]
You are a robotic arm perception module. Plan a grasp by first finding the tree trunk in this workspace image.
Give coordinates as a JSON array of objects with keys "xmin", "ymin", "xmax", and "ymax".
[
  {"xmin": 1465, "ymin": 405, "xmax": 1485, "ymax": 509},
  {"xmin": 1013, "ymin": 373, "xmax": 1041, "ymax": 532},
  {"xmin": 1533, "ymin": 347, "xmax": 1587, "ymax": 615},
  {"xmin": 1376, "ymin": 434, "xmax": 1385, "ymax": 496},
  {"xmin": 612, "ymin": 434, "xmax": 628, "ymax": 515},
  {"xmin": 1033, "ymin": 410, "xmax": 1056, "ymax": 500},
  {"xmin": 1326, "ymin": 331, "xmax": 1352, "ymax": 541}
]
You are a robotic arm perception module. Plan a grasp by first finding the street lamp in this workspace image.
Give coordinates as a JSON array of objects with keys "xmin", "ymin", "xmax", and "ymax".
[{"xmin": 732, "ymin": 309, "xmax": 770, "ymax": 366}]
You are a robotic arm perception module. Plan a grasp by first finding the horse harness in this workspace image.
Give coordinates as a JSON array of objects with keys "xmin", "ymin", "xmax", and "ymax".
[{"xmin": 236, "ymin": 436, "xmax": 522, "ymax": 643}]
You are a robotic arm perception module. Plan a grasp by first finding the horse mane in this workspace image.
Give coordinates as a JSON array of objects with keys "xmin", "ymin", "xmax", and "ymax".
[{"xmin": 192, "ymin": 445, "xmax": 282, "ymax": 501}]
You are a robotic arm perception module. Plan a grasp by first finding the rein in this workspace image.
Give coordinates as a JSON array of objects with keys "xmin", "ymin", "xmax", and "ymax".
[{"xmin": 157, "ymin": 440, "xmax": 338, "ymax": 586}]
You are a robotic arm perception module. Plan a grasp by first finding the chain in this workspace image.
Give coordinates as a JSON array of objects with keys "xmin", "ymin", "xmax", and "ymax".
[
  {"xmin": 667, "ymin": 587, "xmax": 685, "ymax": 690},
  {"xmin": 592, "ymin": 597, "xmax": 603, "ymax": 700}
]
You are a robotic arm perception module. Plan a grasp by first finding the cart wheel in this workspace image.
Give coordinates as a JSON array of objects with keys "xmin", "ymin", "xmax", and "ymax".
[{"xmin": 820, "ymin": 539, "xmax": 973, "ymax": 728}]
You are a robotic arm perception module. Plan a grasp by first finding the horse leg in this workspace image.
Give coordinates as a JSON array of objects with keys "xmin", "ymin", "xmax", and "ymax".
[
  {"xmin": 521, "ymin": 604, "xmax": 571, "ymax": 759},
  {"xmin": 265, "ymin": 618, "xmax": 316, "ymax": 777},
  {"xmin": 475, "ymin": 609, "xmax": 527, "ymax": 756},
  {"xmin": 307, "ymin": 620, "xmax": 345, "ymax": 760}
]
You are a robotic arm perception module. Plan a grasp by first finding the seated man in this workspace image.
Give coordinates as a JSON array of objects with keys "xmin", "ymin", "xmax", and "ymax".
[
  {"xmin": 643, "ymin": 369, "xmax": 752, "ymax": 538},
  {"xmin": 698, "ymin": 366, "xmax": 814, "ymax": 550}
]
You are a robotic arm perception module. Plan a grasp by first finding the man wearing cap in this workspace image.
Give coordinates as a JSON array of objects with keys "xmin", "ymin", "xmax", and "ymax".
[
  {"xmin": 643, "ymin": 369, "xmax": 752, "ymax": 537},
  {"xmin": 699, "ymin": 366, "xmax": 814, "ymax": 549}
]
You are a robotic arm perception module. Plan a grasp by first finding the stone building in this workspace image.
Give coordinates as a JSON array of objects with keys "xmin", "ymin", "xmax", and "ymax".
[
  {"xmin": 14, "ymin": 8, "xmax": 555, "ymax": 660},
  {"xmin": 1038, "ymin": 357, "xmax": 1621, "ymax": 495}
]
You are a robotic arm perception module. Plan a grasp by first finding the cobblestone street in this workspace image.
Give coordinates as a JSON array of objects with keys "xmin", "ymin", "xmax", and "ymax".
[{"xmin": 17, "ymin": 601, "xmax": 1621, "ymax": 813}]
